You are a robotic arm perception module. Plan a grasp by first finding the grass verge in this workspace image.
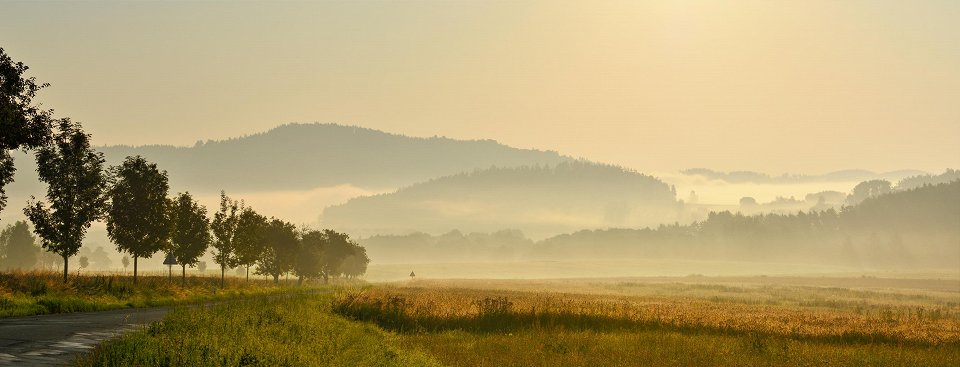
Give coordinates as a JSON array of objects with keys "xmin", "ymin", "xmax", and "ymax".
[
  {"xmin": 73, "ymin": 292, "xmax": 441, "ymax": 367},
  {"xmin": 0, "ymin": 271, "xmax": 307, "ymax": 318}
]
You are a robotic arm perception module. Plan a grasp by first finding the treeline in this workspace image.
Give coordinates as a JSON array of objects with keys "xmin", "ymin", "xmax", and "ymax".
[
  {"xmin": 683, "ymin": 168, "xmax": 926, "ymax": 184},
  {"xmin": 0, "ymin": 47, "xmax": 368, "ymax": 283},
  {"xmin": 364, "ymin": 181, "xmax": 959, "ymax": 269},
  {"xmin": 539, "ymin": 180, "xmax": 960, "ymax": 268}
]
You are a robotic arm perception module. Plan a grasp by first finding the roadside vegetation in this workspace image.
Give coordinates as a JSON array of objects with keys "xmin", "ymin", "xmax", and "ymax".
[
  {"xmin": 0, "ymin": 271, "xmax": 313, "ymax": 318},
  {"xmin": 74, "ymin": 292, "xmax": 440, "ymax": 367}
]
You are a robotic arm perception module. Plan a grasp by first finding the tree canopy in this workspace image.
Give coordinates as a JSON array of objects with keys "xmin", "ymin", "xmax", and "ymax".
[
  {"xmin": 106, "ymin": 155, "xmax": 171, "ymax": 283},
  {"xmin": 23, "ymin": 120, "xmax": 108, "ymax": 281},
  {"xmin": 169, "ymin": 191, "xmax": 211, "ymax": 283},
  {"xmin": 0, "ymin": 47, "xmax": 53, "ymax": 214}
]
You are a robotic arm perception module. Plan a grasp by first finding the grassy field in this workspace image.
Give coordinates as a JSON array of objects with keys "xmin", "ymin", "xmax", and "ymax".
[
  {"xmin": 0, "ymin": 271, "xmax": 307, "ymax": 318},
  {"xmin": 75, "ymin": 292, "xmax": 441, "ymax": 367},
  {"xmin": 77, "ymin": 276, "xmax": 960, "ymax": 366}
]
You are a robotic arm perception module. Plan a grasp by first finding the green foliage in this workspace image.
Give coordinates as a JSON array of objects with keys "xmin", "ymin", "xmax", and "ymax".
[
  {"xmin": 169, "ymin": 192, "xmax": 210, "ymax": 279},
  {"xmin": 0, "ymin": 271, "xmax": 295, "ymax": 318},
  {"xmin": 0, "ymin": 47, "xmax": 53, "ymax": 213},
  {"xmin": 74, "ymin": 292, "xmax": 441, "ymax": 367},
  {"xmin": 233, "ymin": 207, "xmax": 267, "ymax": 279},
  {"xmin": 23, "ymin": 120, "xmax": 108, "ymax": 281},
  {"xmin": 211, "ymin": 191, "xmax": 241, "ymax": 283},
  {"xmin": 255, "ymin": 218, "xmax": 298, "ymax": 283},
  {"xmin": 107, "ymin": 156, "xmax": 171, "ymax": 259}
]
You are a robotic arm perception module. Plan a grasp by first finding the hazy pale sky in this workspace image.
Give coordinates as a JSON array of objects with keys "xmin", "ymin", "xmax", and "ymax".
[{"xmin": 1, "ymin": 1, "xmax": 957, "ymax": 174}]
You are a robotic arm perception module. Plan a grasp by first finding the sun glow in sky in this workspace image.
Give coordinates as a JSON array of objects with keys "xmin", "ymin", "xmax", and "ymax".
[{"xmin": 2, "ymin": 0, "xmax": 957, "ymax": 174}]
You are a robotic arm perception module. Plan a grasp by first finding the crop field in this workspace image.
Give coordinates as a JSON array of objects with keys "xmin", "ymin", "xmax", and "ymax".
[{"xmin": 79, "ymin": 276, "xmax": 960, "ymax": 366}]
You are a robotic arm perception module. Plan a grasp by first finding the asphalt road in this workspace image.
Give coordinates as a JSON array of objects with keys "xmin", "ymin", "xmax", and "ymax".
[{"xmin": 0, "ymin": 307, "xmax": 170, "ymax": 366}]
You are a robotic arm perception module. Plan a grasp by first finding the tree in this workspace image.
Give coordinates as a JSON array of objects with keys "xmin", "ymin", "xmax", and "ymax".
[
  {"xmin": 846, "ymin": 180, "xmax": 892, "ymax": 206},
  {"xmin": 294, "ymin": 229, "xmax": 324, "ymax": 285},
  {"xmin": 169, "ymin": 192, "xmax": 211, "ymax": 285},
  {"xmin": 78, "ymin": 256, "xmax": 89, "ymax": 274},
  {"xmin": 233, "ymin": 207, "xmax": 267, "ymax": 281},
  {"xmin": 0, "ymin": 221, "xmax": 40, "ymax": 270},
  {"xmin": 211, "ymin": 191, "xmax": 241, "ymax": 287},
  {"xmin": 121, "ymin": 255, "xmax": 130, "ymax": 272},
  {"xmin": 1, "ymin": 47, "xmax": 53, "ymax": 214},
  {"xmin": 197, "ymin": 261, "xmax": 207, "ymax": 273},
  {"xmin": 106, "ymin": 156, "xmax": 171, "ymax": 284},
  {"xmin": 88, "ymin": 246, "xmax": 112, "ymax": 269},
  {"xmin": 317, "ymin": 229, "xmax": 360, "ymax": 283},
  {"xmin": 255, "ymin": 218, "xmax": 298, "ymax": 284},
  {"xmin": 23, "ymin": 120, "xmax": 108, "ymax": 282},
  {"xmin": 339, "ymin": 247, "xmax": 370, "ymax": 279}
]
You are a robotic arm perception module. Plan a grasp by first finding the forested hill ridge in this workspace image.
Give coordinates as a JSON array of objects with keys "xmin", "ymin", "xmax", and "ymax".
[
  {"xmin": 10, "ymin": 123, "xmax": 572, "ymax": 193},
  {"xmin": 682, "ymin": 168, "xmax": 930, "ymax": 184},
  {"xmin": 361, "ymin": 180, "xmax": 960, "ymax": 270},
  {"xmin": 322, "ymin": 161, "xmax": 680, "ymax": 239}
]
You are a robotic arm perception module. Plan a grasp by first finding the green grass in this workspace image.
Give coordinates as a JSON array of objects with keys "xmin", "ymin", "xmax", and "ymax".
[
  {"xmin": 74, "ymin": 292, "xmax": 441, "ymax": 367},
  {"xmin": 0, "ymin": 271, "xmax": 305, "ymax": 318}
]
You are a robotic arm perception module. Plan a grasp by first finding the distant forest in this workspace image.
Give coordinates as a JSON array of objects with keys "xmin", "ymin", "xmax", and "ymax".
[
  {"xmin": 362, "ymin": 180, "xmax": 960, "ymax": 270},
  {"xmin": 324, "ymin": 161, "xmax": 681, "ymax": 239},
  {"xmin": 683, "ymin": 168, "xmax": 929, "ymax": 184}
]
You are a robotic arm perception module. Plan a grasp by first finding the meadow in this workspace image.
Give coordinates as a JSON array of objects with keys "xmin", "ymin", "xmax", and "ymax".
[
  {"xmin": 0, "ymin": 271, "xmax": 307, "ymax": 318},
  {"xmin": 76, "ymin": 276, "xmax": 960, "ymax": 366}
]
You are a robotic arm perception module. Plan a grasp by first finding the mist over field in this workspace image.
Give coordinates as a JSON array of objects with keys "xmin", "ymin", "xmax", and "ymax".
[
  {"xmin": 2, "ymin": 124, "xmax": 955, "ymax": 279},
  {"xmin": 2, "ymin": 2, "xmax": 960, "ymax": 365}
]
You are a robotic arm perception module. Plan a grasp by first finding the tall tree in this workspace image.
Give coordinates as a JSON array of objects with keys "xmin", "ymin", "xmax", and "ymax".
[
  {"xmin": 0, "ymin": 221, "xmax": 40, "ymax": 270},
  {"xmin": 0, "ymin": 47, "xmax": 53, "ymax": 214},
  {"xmin": 255, "ymin": 218, "xmax": 298, "ymax": 284},
  {"xmin": 23, "ymin": 120, "xmax": 108, "ymax": 281},
  {"xmin": 169, "ymin": 192, "xmax": 211, "ymax": 285},
  {"xmin": 233, "ymin": 207, "xmax": 267, "ymax": 281},
  {"xmin": 106, "ymin": 156, "xmax": 171, "ymax": 284},
  {"xmin": 211, "ymin": 191, "xmax": 241, "ymax": 287}
]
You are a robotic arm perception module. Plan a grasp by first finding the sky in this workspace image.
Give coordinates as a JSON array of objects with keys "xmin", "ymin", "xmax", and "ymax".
[{"xmin": 1, "ymin": 0, "xmax": 957, "ymax": 174}]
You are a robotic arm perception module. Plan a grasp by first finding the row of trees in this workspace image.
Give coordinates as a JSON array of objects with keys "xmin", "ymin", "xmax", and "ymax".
[{"xmin": 1, "ymin": 47, "xmax": 369, "ymax": 284}]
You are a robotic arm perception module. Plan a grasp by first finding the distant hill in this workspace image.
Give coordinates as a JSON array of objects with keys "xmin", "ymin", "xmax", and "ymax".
[
  {"xmin": 8, "ymin": 123, "xmax": 572, "ymax": 195},
  {"xmin": 323, "ymin": 162, "xmax": 680, "ymax": 239}
]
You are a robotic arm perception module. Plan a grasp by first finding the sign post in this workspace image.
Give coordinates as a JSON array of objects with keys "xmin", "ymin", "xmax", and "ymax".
[{"xmin": 163, "ymin": 253, "xmax": 178, "ymax": 281}]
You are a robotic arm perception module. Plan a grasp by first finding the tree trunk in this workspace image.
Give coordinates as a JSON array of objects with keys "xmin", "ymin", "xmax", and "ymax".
[
  {"xmin": 220, "ymin": 264, "xmax": 225, "ymax": 287},
  {"xmin": 182, "ymin": 264, "xmax": 187, "ymax": 286},
  {"xmin": 298, "ymin": 276, "xmax": 303, "ymax": 286},
  {"xmin": 133, "ymin": 256, "xmax": 139, "ymax": 285},
  {"xmin": 273, "ymin": 274, "xmax": 279, "ymax": 284},
  {"xmin": 245, "ymin": 266, "xmax": 249, "ymax": 282},
  {"xmin": 62, "ymin": 254, "xmax": 68, "ymax": 282},
  {"xmin": 323, "ymin": 273, "xmax": 329, "ymax": 284}
]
